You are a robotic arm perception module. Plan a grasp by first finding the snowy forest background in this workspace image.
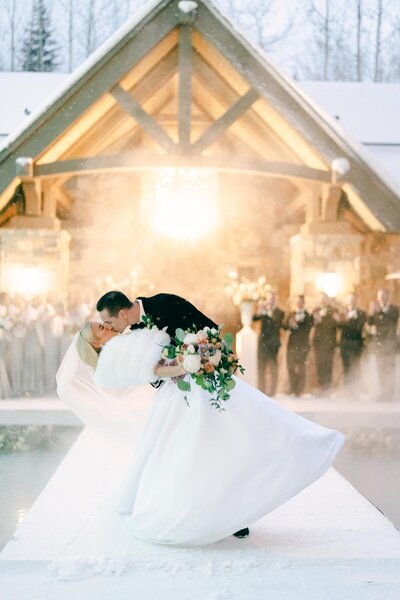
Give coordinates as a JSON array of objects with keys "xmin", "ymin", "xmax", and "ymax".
[{"xmin": 0, "ymin": 0, "xmax": 399, "ymax": 82}]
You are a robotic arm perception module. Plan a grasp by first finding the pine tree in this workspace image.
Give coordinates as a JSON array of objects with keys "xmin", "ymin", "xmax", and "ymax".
[{"xmin": 21, "ymin": 0, "xmax": 59, "ymax": 72}]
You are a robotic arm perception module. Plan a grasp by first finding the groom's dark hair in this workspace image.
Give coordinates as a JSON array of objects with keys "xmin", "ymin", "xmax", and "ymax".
[{"xmin": 96, "ymin": 291, "xmax": 133, "ymax": 316}]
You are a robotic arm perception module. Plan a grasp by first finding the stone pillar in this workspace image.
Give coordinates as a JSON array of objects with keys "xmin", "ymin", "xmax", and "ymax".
[
  {"xmin": 0, "ymin": 229, "xmax": 70, "ymax": 297},
  {"xmin": 290, "ymin": 221, "xmax": 364, "ymax": 304},
  {"xmin": 7, "ymin": 180, "xmax": 61, "ymax": 230}
]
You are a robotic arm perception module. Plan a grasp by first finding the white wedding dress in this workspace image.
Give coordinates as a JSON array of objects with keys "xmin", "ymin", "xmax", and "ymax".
[{"xmin": 57, "ymin": 329, "xmax": 345, "ymax": 547}]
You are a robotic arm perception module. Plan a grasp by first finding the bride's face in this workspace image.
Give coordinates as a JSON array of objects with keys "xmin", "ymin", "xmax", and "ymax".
[{"xmin": 90, "ymin": 322, "xmax": 118, "ymax": 348}]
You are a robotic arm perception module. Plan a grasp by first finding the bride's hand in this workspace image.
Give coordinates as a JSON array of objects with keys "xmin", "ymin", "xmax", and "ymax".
[{"xmin": 155, "ymin": 359, "xmax": 186, "ymax": 379}]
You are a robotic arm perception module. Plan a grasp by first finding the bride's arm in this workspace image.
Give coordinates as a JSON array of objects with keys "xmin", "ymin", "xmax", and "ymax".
[{"xmin": 155, "ymin": 363, "xmax": 185, "ymax": 378}]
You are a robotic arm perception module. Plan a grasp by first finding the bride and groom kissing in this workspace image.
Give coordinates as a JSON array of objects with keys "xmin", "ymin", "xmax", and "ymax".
[{"xmin": 59, "ymin": 288, "xmax": 345, "ymax": 546}]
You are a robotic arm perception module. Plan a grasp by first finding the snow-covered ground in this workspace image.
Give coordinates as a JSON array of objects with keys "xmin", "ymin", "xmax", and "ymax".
[{"xmin": 1, "ymin": 400, "xmax": 400, "ymax": 600}]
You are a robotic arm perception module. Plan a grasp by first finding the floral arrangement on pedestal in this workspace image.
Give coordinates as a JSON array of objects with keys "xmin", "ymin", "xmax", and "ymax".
[{"xmin": 224, "ymin": 272, "xmax": 272, "ymax": 306}]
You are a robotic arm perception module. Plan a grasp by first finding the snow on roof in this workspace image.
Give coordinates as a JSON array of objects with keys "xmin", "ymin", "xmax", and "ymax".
[
  {"xmin": 0, "ymin": 0, "xmax": 397, "ymax": 188},
  {"xmin": 298, "ymin": 82, "xmax": 400, "ymax": 144},
  {"xmin": 298, "ymin": 82, "xmax": 400, "ymax": 186},
  {"xmin": 0, "ymin": 0, "xmax": 163, "ymax": 154},
  {"xmin": 0, "ymin": 72, "xmax": 68, "ymax": 139}
]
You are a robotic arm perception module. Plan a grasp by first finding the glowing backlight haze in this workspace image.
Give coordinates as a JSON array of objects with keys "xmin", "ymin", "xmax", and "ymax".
[
  {"xmin": 4, "ymin": 266, "xmax": 53, "ymax": 297},
  {"xmin": 151, "ymin": 169, "xmax": 219, "ymax": 240},
  {"xmin": 315, "ymin": 272, "xmax": 343, "ymax": 298}
]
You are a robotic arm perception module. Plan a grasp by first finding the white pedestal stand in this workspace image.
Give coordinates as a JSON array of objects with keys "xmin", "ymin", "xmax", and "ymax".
[{"xmin": 236, "ymin": 301, "xmax": 258, "ymax": 387}]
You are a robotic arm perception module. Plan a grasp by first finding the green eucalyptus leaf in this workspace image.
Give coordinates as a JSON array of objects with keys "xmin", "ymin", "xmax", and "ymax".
[
  {"xmin": 175, "ymin": 328, "xmax": 185, "ymax": 342},
  {"xmin": 177, "ymin": 380, "xmax": 191, "ymax": 392},
  {"xmin": 226, "ymin": 379, "xmax": 236, "ymax": 391},
  {"xmin": 223, "ymin": 332, "xmax": 234, "ymax": 347}
]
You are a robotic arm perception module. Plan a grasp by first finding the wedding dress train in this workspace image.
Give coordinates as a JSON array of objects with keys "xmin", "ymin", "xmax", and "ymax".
[{"xmin": 67, "ymin": 327, "xmax": 345, "ymax": 546}]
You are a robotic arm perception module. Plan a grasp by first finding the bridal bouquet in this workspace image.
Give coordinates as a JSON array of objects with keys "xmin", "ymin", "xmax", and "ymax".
[{"xmin": 142, "ymin": 316, "xmax": 244, "ymax": 410}]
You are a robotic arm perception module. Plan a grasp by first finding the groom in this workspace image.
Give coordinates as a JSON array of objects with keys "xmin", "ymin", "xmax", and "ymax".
[
  {"xmin": 96, "ymin": 290, "xmax": 249, "ymax": 540},
  {"xmin": 96, "ymin": 290, "xmax": 217, "ymax": 336}
]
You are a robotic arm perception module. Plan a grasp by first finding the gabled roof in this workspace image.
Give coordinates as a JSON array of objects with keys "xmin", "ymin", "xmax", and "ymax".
[{"xmin": 0, "ymin": 0, "xmax": 399, "ymax": 231}]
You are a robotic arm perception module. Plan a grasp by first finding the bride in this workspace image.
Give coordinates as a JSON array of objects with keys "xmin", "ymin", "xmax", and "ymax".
[{"xmin": 57, "ymin": 320, "xmax": 345, "ymax": 547}]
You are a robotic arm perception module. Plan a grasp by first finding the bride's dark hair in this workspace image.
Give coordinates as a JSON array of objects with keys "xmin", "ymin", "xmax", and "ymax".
[
  {"xmin": 76, "ymin": 323, "xmax": 100, "ymax": 369},
  {"xmin": 96, "ymin": 290, "xmax": 133, "ymax": 316}
]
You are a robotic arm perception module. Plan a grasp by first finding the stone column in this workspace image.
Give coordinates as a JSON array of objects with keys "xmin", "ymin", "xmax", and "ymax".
[
  {"xmin": 0, "ymin": 229, "xmax": 70, "ymax": 297},
  {"xmin": 290, "ymin": 221, "xmax": 364, "ymax": 304}
]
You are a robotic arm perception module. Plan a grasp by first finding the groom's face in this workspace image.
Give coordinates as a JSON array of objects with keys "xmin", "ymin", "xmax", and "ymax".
[{"xmin": 100, "ymin": 308, "xmax": 129, "ymax": 333}]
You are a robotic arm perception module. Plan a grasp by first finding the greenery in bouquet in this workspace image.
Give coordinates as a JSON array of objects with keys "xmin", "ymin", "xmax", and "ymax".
[
  {"xmin": 161, "ymin": 324, "xmax": 245, "ymax": 411},
  {"xmin": 225, "ymin": 271, "xmax": 271, "ymax": 306}
]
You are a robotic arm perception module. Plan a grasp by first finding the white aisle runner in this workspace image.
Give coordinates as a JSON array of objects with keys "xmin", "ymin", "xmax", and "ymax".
[{"xmin": 1, "ymin": 400, "xmax": 400, "ymax": 599}]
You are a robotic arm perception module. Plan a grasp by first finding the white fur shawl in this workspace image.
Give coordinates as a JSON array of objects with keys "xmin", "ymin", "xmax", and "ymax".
[{"xmin": 94, "ymin": 328, "xmax": 170, "ymax": 389}]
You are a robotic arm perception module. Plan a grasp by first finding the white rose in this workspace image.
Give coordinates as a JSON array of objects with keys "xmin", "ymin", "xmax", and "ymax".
[
  {"xmin": 187, "ymin": 344, "xmax": 195, "ymax": 353},
  {"xmin": 211, "ymin": 328, "xmax": 218, "ymax": 334},
  {"xmin": 183, "ymin": 354, "xmax": 201, "ymax": 373},
  {"xmin": 183, "ymin": 333, "xmax": 199, "ymax": 345},
  {"xmin": 209, "ymin": 349, "xmax": 222, "ymax": 366}
]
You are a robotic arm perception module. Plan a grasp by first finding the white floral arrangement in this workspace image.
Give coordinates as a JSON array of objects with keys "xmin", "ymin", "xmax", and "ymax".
[{"xmin": 225, "ymin": 272, "xmax": 271, "ymax": 306}]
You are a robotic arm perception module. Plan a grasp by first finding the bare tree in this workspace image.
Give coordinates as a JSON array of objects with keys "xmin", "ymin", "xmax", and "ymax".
[
  {"xmin": 373, "ymin": 0, "xmax": 384, "ymax": 81},
  {"xmin": 356, "ymin": 0, "xmax": 363, "ymax": 80},
  {"xmin": 56, "ymin": 0, "xmax": 75, "ymax": 71},
  {"xmin": 4, "ymin": 0, "xmax": 26, "ymax": 70},
  {"xmin": 231, "ymin": 0, "xmax": 294, "ymax": 51}
]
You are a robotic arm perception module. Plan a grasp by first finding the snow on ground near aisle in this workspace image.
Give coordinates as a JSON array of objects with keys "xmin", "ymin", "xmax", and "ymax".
[{"xmin": 1, "ymin": 414, "xmax": 400, "ymax": 599}]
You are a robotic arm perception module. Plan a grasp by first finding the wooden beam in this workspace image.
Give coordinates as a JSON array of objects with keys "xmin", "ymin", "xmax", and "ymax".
[
  {"xmin": 63, "ymin": 49, "xmax": 179, "ymax": 159},
  {"xmin": 110, "ymin": 85, "xmax": 177, "ymax": 153},
  {"xmin": 22, "ymin": 180, "xmax": 42, "ymax": 216},
  {"xmin": 190, "ymin": 88, "xmax": 259, "ymax": 154},
  {"xmin": 178, "ymin": 25, "xmax": 192, "ymax": 149},
  {"xmin": 194, "ymin": 6, "xmax": 400, "ymax": 230},
  {"xmin": 0, "ymin": 0, "xmax": 179, "ymax": 203},
  {"xmin": 192, "ymin": 54, "xmax": 295, "ymax": 161},
  {"xmin": 34, "ymin": 153, "xmax": 331, "ymax": 183}
]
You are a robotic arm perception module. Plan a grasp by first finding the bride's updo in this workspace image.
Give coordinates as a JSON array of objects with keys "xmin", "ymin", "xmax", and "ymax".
[{"xmin": 76, "ymin": 323, "xmax": 100, "ymax": 369}]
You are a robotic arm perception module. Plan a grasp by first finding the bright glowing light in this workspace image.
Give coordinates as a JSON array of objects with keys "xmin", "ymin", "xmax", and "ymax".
[
  {"xmin": 4, "ymin": 266, "xmax": 53, "ymax": 297},
  {"xmin": 151, "ymin": 169, "xmax": 219, "ymax": 240},
  {"xmin": 315, "ymin": 272, "xmax": 343, "ymax": 298}
]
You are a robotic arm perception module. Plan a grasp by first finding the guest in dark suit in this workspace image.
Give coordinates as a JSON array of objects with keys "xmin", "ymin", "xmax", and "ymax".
[
  {"xmin": 312, "ymin": 293, "xmax": 339, "ymax": 391},
  {"xmin": 367, "ymin": 289, "xmax": 399, "ymax": 400},
  {"xmin": 252, "ymin": 292, "xmax": 285, "ymax": 396},
  {"xmin": 338, "ymin": 293, "xmax": 367, "ymax": 380},
  {"xmin": 284, "ymin": 295, "xmax": 313, "ymax": 396}
]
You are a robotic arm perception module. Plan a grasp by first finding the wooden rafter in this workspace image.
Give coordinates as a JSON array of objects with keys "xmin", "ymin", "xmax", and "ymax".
[
  {"xmin": 33, "ymin": 153, "xmax": 332, "ymax": 184},
  {"xmin": 190, "ymin": 88, "xmax": 259, "ymax": 154},
  {"xmin": 178, "ymin": 24, "xmax": 192, "ymax": 149},
  {"xmin": 110, "ymin": 85, "xmax": 177, "ymax": 153}
]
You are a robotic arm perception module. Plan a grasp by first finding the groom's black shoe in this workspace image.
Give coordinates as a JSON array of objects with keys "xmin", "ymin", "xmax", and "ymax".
[{"xmin": 233, "ymin": 527, "xmax": 249, "ymax": 539}]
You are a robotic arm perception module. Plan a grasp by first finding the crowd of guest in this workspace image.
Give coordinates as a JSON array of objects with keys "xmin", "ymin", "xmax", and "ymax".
[
  {"xmin": 0, "ymin": 286, "xmax": 398, "ymax": 401},
  {"xmin": 253, "ymin": 289, "xmax": 400, "ymax": 400},
  {"xmin": 0, "ymin": 292, "xmax": 95, "ymax": 398}
]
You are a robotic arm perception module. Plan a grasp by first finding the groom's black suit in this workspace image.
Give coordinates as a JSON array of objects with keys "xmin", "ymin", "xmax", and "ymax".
[{"xmin": 130, "ymin": 293, "xmax": 217, "ymax": 337}]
